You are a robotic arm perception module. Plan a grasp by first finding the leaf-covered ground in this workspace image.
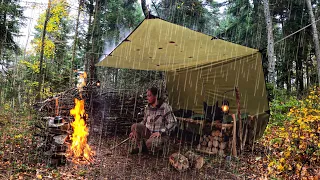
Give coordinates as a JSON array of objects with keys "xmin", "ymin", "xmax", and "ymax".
[{"xmin": 0, "ymin": 110, "xmax": 272, "ymax": 180}]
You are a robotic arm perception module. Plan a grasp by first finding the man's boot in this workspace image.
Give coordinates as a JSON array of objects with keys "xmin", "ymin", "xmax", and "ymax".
[{"xmin": 130, "ymin": 140, "xmax": 148, "ymax": 154}]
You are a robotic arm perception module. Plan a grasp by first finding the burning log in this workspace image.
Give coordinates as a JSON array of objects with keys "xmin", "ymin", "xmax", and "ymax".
[{"xmin": 66, "ymin": 98, "xmax": 95, "ymax": 164}]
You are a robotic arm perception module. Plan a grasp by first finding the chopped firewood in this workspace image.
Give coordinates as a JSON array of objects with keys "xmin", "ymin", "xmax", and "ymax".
[
  {"xmin": 209, "ymin": 135, "xmax": 214, "ymax": 141},
  {"xmin": 205, "ymin": 137, "xmax": 210, "ymax": 142},
  {"xmin": 206, "ymin": 147, "xmax": 211, "ymax": 152},
  {"xmin": 218, "ymin": 149, "xmax": 225, "ymax": 156},
  {"xmin": 212, "ymin": 130, "xmax": 220, "ymax": 137},
  {"xmin": 219, "ymin": 142, "xmax": 227, "ymax": 150},
  {"xmin": 211, "ymin": 147, "xmax": 218, "ymax": 154},
  {"xmin": 184, "ymin": 151, "xmax": 204, "ymax": 170},
  {"xmin": 213, "ymin": 140, "xmax": 219, "ymax": 147},
  {"xmin": 169, "ymin": 153, "xmax": 190, "ymax": 172},
  {"xmin": 213, "ymin": 136, "xmax": 219, "ymax": 141},
  {"xmin": 53, "ymin": 135, "xmax": 68, "ymax": 145},
  {"xmin": 197, "ymin": 144, "xmax": 201, "ymax": 150},
  {"xmin": 208, "ymin": 141, "xmax": 213, "ymax": 148},
  {"xmin": 199, "ymin": 137, "xmax": 203, "ymax": 143},
  {"xmin": 201, "ymin": 141, "xmax": 207, "ymax": 146}
]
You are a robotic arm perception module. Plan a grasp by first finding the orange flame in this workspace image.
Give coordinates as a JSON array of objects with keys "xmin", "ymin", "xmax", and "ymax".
[{"xmin": 66, "ymin": 98, "xmax": 94, "ymax": 164}]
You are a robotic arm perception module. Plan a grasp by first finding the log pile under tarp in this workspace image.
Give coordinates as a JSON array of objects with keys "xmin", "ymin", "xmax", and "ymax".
[{"xmin": 196, "ymin": 126, "xmax": 233, "ymax": 156}]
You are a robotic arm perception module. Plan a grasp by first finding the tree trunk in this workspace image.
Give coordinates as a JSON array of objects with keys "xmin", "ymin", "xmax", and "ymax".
[
  {"xmin": 89, "ymin": 0, "xmax": 100, "ymax": 84},
  {"xmin": 70, "ymin": 0, "xmax": 83, "ymax": 87},
  {"xmin": 263, "ymin": 0, "xmax": 276, "ymax": 84},
  {"xmin": 306, "ymin": 0, "xmax": 320, "ymax": 85},
  {"xmin": 37, "ymin": 0, "xmax": 52, "ymax": 101},
  {"xmin": 84, "ymin": 0, "xmax": 94, "ymax": 73},
  {"xmin": 306, "ymin": 52, "xmax": 311, "ymax": 88},
  {"xmin": 287, "ymin": 70, "xmax": 291, "ymax": 93},
  {"xmin": 141, "ymin": 0, "xmax": 148, "ymax": 17}
]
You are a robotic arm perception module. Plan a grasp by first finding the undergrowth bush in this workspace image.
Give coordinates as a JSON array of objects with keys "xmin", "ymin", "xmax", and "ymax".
[{"xmin": 262, "ymin": 86, "xmax": 320, "ymax": 179}]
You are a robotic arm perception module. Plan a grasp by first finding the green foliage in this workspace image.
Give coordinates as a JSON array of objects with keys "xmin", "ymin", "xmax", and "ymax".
[
  {"xmin": 269, "ymin": 97, "xmax": 300, "ymax": 126},
  {"xmin": 0, "ymin": 0, "xmax": 24, "ymax": 54},
  {"xmin": 154, "ymin": 0, "xmax": 220, "ymax": 35},
  {"xmin": 263, "ymin": 87, "xmax": 320, "ymax": 178}
]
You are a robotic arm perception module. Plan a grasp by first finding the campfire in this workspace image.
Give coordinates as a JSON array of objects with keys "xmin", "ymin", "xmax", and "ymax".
[
  {"xmin": 66, "ymin": 72, "xmax": 95, "ymax": 164},
  {"xmin": 66, "ymin": 98, "xmax": 95, "ymax": 164}
]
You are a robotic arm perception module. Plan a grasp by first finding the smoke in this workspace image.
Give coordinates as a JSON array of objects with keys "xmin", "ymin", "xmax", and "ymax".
[{"xmin": 98, "ymin": 27, "xmax": 133, "ymax": 62}]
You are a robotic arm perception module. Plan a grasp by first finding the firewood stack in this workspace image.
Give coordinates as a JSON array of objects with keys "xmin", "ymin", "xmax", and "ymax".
[
  {"xmin": 34, "ymin": 87, "xmax": 90, "ymax": 117},
  {"xmin": 196, "ymin": 129, "xmax": 232, "ymax": 156},
  {"xmin": 36, "ymin": 116, "xmax": 71, "ymax": 166},
  {"xmin": 33, "ymin": 87, "xmax": 92, "ymax": 167}
]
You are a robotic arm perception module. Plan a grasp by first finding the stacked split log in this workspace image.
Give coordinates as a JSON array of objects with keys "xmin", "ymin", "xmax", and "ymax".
[
  {"xmin": 35, "ymin": 116, "xmax": 71, "ymax": 166},
  {"xmin": 196, "ymin": 129, "xmax": 232, "ymax": 156}
]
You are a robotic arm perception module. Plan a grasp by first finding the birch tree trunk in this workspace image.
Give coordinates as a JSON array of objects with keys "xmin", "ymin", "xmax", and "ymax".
[
  {"xmin": 306, "ymin": 0, "xmax": 320, "ymax": 85},
  {"xmin": 263, "ymin": 0, "xmax": 276, "ymax": 84}
]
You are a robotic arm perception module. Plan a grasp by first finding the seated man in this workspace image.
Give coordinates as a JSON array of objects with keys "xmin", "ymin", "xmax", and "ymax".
[{"xmin": 129, "ymin": 87, "xmax": 177, "ymax": 154}]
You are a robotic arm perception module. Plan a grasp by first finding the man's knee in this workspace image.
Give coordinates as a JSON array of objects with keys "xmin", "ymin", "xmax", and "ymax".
[
  {"xmin": 146, "ymin": 137, "xmax": 164, "ymax": 150},
  {"xmin": 131, "ymin": 123, "xmax": 138, "ymax": 132},
  {"xmin": 131, "ymin": 123, "xmax": 147, "ymax": 135}
]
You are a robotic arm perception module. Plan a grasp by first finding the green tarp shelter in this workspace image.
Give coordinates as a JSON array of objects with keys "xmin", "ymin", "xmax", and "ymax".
[{"xmin": 96, "ymin": 16, "xmax": 270, "ymax": 140}]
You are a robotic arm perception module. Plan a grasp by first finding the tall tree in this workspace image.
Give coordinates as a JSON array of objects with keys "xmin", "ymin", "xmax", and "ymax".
[
  {"xmin": 263, "ymin": 0, "xmax": 275, "ymax": 83},
  {"xmin": 0, "ymin": 0, "xmax": 24, "ymax": 56},
  {"xmin": 70, "ymin": 0, "xmax": 83, "ymax": 86},
  {"xmin": 31, "ymin": 0, "xmax": 71, "ymax": 98},
  {"xmin": 306, "ymin": 0, "xmax": 320, "ymax": 84},
  {"xmin": 154, "ymin": 0, "xmax": 219, "ymax": 34},
  {"xmin": 37, "ymin": 0, "xmax": 52, "ymax": 100}
]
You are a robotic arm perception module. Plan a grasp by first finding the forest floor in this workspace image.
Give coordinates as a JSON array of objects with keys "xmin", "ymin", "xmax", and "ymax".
[{"xmin": 0, "ymin": 111, "xmax": 269, "ymax": 180}]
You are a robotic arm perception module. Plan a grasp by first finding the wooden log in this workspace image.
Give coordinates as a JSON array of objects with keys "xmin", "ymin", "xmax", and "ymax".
[
  {"xmin": 205, "ymin": 137, "xmax": 210, "ymax": 142},
  {"xmin": 218, "ymin": 149, "xmax": 225, "ymax": 156},
  {"xmin": 208, "ymin": 141, "xmax": 213, "ymax": 148},
  {"xmin": 212, "ymin": 140, "xmax": 219, "ymax": 148},
  {"xmin": 213, "ymin": 136, "xmax": 219, "ymax": 141},
  {"xmin": 199, "ymin": 137, "xmax": 203, "ymax": 143},
  {"xmin": 211, "ymin": 130, "xmax": 220, "ymax": 137},
  {"xmin": 211, "ymin": 147, "xmax": 218, "ymax": 154},
  {"xmin": 184, "ymin": 151, "xmax": 204, "ymax": 170},
  {"xmin": 197, "ymin": 144, "xmax": 201, "ymax": 150},
  {"xmin": 201, "ymin": 141, "xmax": 207, "ymax": 146},
  {"xmin": 209, "ymin": 136, "xmax": 214, "ymax": 141},
  {"xmin": 200, "ymin": 146, "xmax": 206, "ymax": 151},
  {"xmin": 53, "ymin": 135, "xmax": 68, "ymax": 145},
  {"xmin": 169, "ymin": 153, "xmax": 190, "ymax": 172},
  {"xmin": 219, "ymin": 142, "xmax": 227, "ymax": 150},
  {"xmin": 206, "ymin": 147, "xmax": 211, "ymax": 152}
]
